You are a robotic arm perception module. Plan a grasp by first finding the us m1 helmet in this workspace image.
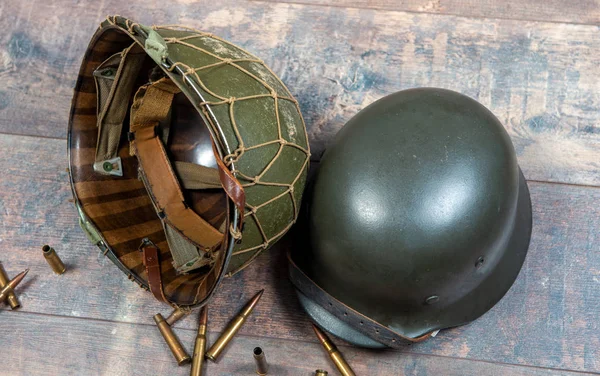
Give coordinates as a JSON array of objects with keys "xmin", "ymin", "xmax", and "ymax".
[
  {"xmin": 68, "ymin": 16, "xmax": 310, "ymax": 307},
  {"xmin": 289, "ymin": 88, "xmax": 532, "ymax": 348}
]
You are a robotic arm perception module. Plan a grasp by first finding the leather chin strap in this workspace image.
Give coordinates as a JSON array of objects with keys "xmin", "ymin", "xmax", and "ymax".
[
  {"xmin": 140, "ymin": 239, "xmax": 169, "ymax": 304},
  {"xmin": 287, "ymin": 251, "xmax": 434, "ymax": 349}
]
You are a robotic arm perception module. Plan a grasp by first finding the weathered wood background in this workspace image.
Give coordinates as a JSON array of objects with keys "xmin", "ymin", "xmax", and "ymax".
[{"xmin": 0, "ymin": 0, "xmax": 599, "ymax": 375}]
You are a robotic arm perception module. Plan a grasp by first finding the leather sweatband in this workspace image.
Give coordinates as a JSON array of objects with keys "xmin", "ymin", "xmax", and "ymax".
[
  {"xmin": 141, "ymin": 242, "xmax": 167, "ymax": 303},
  {"xmin": 287, "ymin": 251, "xmax": 434, "ymax": 348},
  {"xmin": 130, "ymin": 79, "xmax": 224, "ymax": 250}
]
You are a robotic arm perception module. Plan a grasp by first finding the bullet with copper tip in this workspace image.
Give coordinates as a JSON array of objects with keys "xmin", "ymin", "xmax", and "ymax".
[
  {"xmin": 154, "ymin": 313, "xmax": 191, "ymax": 365},
  {"xmin": 312, "ymin": 324, "xmax": 356, "ymax": 376},
  {"xmin": 0, "ymin": 269, "xmax": 29, "ymax": 303},
  {"xmin": 0, "ymin": 262, "xmax": 21, "ymax": 309},
  {"xmin": 315, "ymin": 370, "xmax": 329, "ymax": 376},
  {"xmin": 190, "ymin": 306, "xmax": 208, "ymax": 376},
  {"xmin": 205, "ymin": 289, "xmax": 264, "ymax": 362},
  {"xmin": 166, "ymin": 306, "xmax": 191, "ymax": 326}
]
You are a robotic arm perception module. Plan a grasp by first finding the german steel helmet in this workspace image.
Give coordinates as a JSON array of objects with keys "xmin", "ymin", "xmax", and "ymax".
[
  {"xmin": 289, "ymin": 88, "xmax": 532, "ymax": 348},
  {"xmin": 68, "ymin": 16, "xmax": 310, "ymax": 307}
]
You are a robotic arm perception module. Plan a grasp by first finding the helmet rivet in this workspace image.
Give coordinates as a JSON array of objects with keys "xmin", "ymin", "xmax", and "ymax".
[
  {"xmin": 103, "ymin": 161, "xmax": 113, "ymax": 172},
  {"xmin": 475, "ymin": 256, "xmax": 485, "ymax": 268},
  {"xmin": 425, "ymin": 295, "xmax": 439, "ymax": 305}
]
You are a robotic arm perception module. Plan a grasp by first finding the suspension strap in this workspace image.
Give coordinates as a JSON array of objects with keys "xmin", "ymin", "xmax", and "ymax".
[
  {"xmin": 93, "ymin": 43, "xmax": 146, "ymax": 176},
  {"xmin": 130, "ymin": 78, "xmax": 225, "ymax": 252}
]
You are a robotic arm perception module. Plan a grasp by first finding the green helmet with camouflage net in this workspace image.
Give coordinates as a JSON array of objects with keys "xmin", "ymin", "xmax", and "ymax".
[{"xmin": 68, "ymin": 16, "xmax": 310, "ymax": 307}]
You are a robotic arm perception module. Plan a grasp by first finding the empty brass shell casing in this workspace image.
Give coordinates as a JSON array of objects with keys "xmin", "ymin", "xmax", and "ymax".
[
  {"xmin": 154, "ymin": 313, "xmax": 191, "ymax": 365},
  {"xmin": 0, "ymin": 262, "xmax": 21, "ymax": 309},
  {"xmin": 205, "ymin": 289, "xmax": 264, "ymax": 362},
  {"xmin": 190, "ymin": 306, "xmax": 208, "ymax": 376},
  {"xmin": 253, "ymin": 347, "xmax": 269, "ymax": 375},
  {"xmin": 166, "ymin": 306, "xmax": 191, "ymax": 326},
  {"xmin": 315, "ymin": 370, "xmax": 329, "ymax": 376},
  {"xmin": 42, "ymin": 245, "xmax": 66, "ymax": 274},
  {"xmin": 0, "ymin": 269, "xmax": 29, "ymax": 303},
  {"xmin": 312, "ymin": 324, "xmax": 356, "ymax": 376}
]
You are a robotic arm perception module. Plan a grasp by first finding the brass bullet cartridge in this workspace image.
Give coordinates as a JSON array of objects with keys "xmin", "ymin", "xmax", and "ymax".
[
  {"xmin": 312, "ymin": 324, "xmax": 356, "ymax": 376},
  {"xmin": 154, "ymin": 313, "xmax": 191, "ymax": 365},
  {"xmin": 166, "ymin": 306, "xmax": 191, "ymax": 326},
  {"xmin": 42, "ymin": 245, "xmax": 66, "ymax": 274},
  {"xmin": 205, "ymin": 289, "xmax": 264, "ymax": 362},
  {"xmin": 190, "ymin": 306, "xmax": 208, "ymax": 376},
  {"xmin": 0, "ymin": 262, "xmax": 21, "ymax": 309},
  {"xmin": 0, "ymin": 269, "xmax": 29, "ymax": 303},
  {"xmin": 315, "ymin": 370, "xmax": 329, "ymax": 376},
  {"xmin": 253, "ymin": 347, "xmax": 269, "ymax": 375}
]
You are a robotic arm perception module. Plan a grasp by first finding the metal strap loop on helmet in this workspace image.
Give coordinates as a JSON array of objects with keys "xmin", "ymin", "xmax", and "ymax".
[{"xmin": 288, "ymin": 251, "xmax": 434, "ymax": 349}]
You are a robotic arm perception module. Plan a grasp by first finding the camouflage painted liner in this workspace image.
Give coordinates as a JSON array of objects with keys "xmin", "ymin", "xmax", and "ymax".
[{"xmin": 68, "ymin": 16, "xmax": 310, "ymax": 306}]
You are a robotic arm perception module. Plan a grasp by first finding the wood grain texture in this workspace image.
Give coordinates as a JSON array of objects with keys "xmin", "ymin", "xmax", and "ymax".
[
  {"xmin": 0, "ymin": 311, "xmax": 596, "ymax": 376},
  {"xmin": 1, "ymin": 134, "xmax": 600, "ymax": 373},
  {"xmin": 262, "ymin": 0, "xmax": 600, "ymax": 25},
  {"xmin": 0, "ymin": 1, "xmax": 599, "ymax": 185}
]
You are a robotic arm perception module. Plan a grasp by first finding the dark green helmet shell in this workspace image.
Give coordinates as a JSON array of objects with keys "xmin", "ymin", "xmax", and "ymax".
[{"xmin": 290, "ymin": 88, "xmax": 532, "ymax": 348}]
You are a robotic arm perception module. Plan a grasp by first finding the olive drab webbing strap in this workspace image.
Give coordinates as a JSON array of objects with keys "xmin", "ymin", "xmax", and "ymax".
[
  {"xmin": 287, "ymin": 252, "xmax": 435, "ymax": 349},
  {"xmin": 93, "ymin": 43, "xmax": 147, "ymax": 176},
  {"xmin": 173, "ymin": 161, "xmax": 222, "ymax": 190},
  {"xmin": 129, "ymin": 77, "xmax": 227, "ymax": 272}
]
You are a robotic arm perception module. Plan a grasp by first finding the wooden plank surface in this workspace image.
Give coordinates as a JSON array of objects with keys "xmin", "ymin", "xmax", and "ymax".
[
  {"xmin": 261, "ymin": 0, "xmax": 600, "ymax": 25},
  {"xmin": 1, "ymin": 1, "xmax": 599, "ymax": 375},
  {"xmin": 1, "ymin": 134, "xmax": 600, "ymax": 373},
  {"xmin": 0, "ymin": 0, "xmax": 599, "ymax": 185},
  {"xmin": 1, "ymin": 311, "xmax": 596, "ymax": 376}
]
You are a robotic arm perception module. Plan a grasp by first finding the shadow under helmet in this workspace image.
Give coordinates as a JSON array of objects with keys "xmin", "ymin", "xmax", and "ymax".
[
  {"xmin": 68, "ymin": 16, "xmax": 310, "ymax": 307},
  {"xmin": 289, "ymin": 88, "xmax": 532, "ymax": 348}
]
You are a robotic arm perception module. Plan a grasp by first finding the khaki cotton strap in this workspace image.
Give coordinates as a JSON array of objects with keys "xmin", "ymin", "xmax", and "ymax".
[
  {"xmin": 130, "ymin": 78, "xmax": 224, "ymax": 251},
  {"xmin": 163, "ymin": 222, "xmax": 214, "ymax": 273},
  {"xmin": 174, "ymin": 161, "xmax": 222, "ymax": 190},
  {"xmin": 94, "ymin": 43, "xmax": 146, "ymax": 165}
]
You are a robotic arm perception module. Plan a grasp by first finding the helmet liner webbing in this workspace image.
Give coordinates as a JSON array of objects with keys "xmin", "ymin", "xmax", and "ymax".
[
  {"xmin": 130, "ymin": 78, "xmax": 225, "ymax": 252},
  {"xmin": 94, "ymin": 43, "xmax": 147, "ymax": 170}
]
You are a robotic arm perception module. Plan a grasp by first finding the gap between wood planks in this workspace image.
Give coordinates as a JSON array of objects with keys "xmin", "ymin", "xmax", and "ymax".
[
  {"xmin": 1, "ymin": 131, "xmax": 598, "ymax": 190},
  {"xmin": 251, "ymin": 0, "xmax": 600, "ymax": 26},
  {"xmin": 2, "ymin": 309, "xmax": 598, "ymax": 376}
]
